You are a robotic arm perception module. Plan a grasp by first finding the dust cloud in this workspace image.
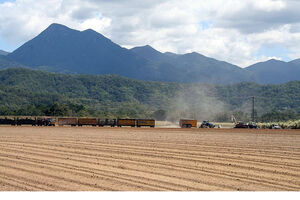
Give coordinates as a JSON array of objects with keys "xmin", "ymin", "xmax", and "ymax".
[{"xmin": 166, "ymin": 84, "xmax": 227, "ymax": 122}]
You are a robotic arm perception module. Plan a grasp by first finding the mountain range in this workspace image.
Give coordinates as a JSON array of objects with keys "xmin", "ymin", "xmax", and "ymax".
[{"xmin": 1, "ymin": 23, "xmax": 300, "ymax": 84}]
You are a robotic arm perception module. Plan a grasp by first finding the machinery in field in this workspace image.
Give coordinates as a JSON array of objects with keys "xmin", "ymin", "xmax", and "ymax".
[
  {"xmin": 270, "ymin": 124, "xmax": 282, "ymax": 129},
  {"xmin": 179, "ymin": 119, "xmax": 197, "ymax": 128},
  {"xmin": 248, "ymin": 122, "xmax": 258, "ymax": 129},
  {"xmin": 200, "ymin": 120, "xmax": 215, "ymax": 128},
  {"xmin": 232, "ymin": 115, "xmax": 258, "ymax": 129}
]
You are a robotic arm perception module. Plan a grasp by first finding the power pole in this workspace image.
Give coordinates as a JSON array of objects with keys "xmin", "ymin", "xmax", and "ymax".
[{"xmin": 252, "ymin": 96, "xmax": 255, "ymax": 122}]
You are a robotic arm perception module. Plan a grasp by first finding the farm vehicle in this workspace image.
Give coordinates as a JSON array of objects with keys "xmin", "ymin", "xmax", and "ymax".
[
  {"xmin": 200, "ymin": 121, "xmax": 215, "ymax": 128},
  {"xmin": 179, "ymin": 119, "xmax": 197, "ymax": 128},
  {"xmin": 232, "ymin": 115, "xmax": 258, "ymax": 129}
]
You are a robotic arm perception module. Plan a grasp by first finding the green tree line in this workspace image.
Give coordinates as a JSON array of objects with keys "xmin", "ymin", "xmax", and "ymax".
[{"xmin": 0, "ymin": 68, "xmax": 299, "ymax": 122}]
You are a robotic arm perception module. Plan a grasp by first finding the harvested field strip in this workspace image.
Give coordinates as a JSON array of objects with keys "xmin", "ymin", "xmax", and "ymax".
[
  {"xmin": 0, "ymin": 173, "xmax": 53, "ymax": 191},
  {"xmin": 0, "ymin": 179, "xmax": 29, "ymax": 191},
  {"xmin": 0, "ymin": 158, "xmax": 168, "ymax": 191},
  {"xmin": 0, "ymin": 150, "xmax": 224, "ymax": 191},
  {"xmin": 3, "ymin": 137, "xmax": 299, "ymax": 157},
  {"xmin": 0, "ymin": 160, "xmax": 116, "ymax": 191},
  {"xmin": 0, "ymin": 127, "xmax": 299, "ymax": 191},
  {"xmin": 0, "ymin": 146, "xmax": 297, "ymax": 191},
  {"xmin": 1, "ymin": 142, "xmax": 299, "ymax": 179},
  {"xmin": 1, "ymin": 142, "xmax": 298, "ymax": 189},
  {"xmin": 1, "ymin": 140, "xmax": 299, "ymax": 172},
  {"xmin": 1, "ymin": 140, "xmax": 300, "ymax": 167},
  {"xmin": 0, "ymin": 153, "xmax": 210, "ymax": 191}
]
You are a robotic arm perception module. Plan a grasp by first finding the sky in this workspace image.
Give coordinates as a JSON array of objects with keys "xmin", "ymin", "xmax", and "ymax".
[{"xmin": 0, "ymin": 0, "xmax": 300, "ymax": 67}]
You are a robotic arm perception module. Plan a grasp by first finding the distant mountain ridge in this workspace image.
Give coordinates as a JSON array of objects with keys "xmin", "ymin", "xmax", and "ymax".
[
  {"xmin": 1, "ymin": 23, "xmax": 299, "ymax": 84},
  {"xmin": 246, "ymin": 59, "xmax": 300, "ymax": 84},
  {"xmin": 0, "ymin": 50, "xmax": 9, "ymax": 56},
  {"xmin": 7, "ymin": 24, "xmax": 153, "ymax": 78}
]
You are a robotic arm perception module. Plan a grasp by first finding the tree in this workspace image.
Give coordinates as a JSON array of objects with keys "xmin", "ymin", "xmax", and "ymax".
[{"xmin": 44, "ymin": 103, "xmax": 70, "ymax": 116}]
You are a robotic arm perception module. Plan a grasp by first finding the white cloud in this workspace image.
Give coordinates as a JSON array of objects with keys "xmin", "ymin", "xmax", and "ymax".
[
  {"xmin": 254, "ymin": 0, "xmax": 286, "ymax": 11},
  {"xmin": 1, "ymin": 0, "xmax": 300, "ymax": 67}
]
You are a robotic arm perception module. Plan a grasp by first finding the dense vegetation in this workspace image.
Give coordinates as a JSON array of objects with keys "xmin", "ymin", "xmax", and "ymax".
[
  {"xmin": 258, "ymin": 120, "xmax": 300, "ymax": 129},
  {"xmin": 0, "ymin": 68, "xmax": 299, "ymax": 122}
]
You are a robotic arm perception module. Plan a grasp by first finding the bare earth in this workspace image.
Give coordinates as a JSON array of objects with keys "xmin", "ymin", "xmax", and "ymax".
[{"xmin": 0, "ymin": 126, "xmax": 299, "ymax": 191}]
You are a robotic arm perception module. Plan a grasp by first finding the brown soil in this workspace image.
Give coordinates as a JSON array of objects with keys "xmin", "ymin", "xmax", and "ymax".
[{"xmin": 0, "ymin": 126, "xmax": 299, "ymax": 191}]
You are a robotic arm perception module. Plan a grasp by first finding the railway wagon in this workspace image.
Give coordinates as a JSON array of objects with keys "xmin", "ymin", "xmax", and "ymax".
[
  {"xmin": 0, "ymin": 117, "xmax": 16, "ymax": 126},
  {"xmin": 16, "ymin": 117, "xmax": 37, "ymax": 126},
  {"xmin": 78, "ymin": 118, "xmax": 98, "ymax": 126},
  {"xmin": 136, "ymin": 119, "xmax": 155, "ymax": 127},
  {"xmin": 179, "ymin": 119, "xmax": 197, "ymax": 128},
  {"xmin": 117, "ymin": 119, "xmax": 136, "ymax": 127},
  {"xmin": 98, "ymin": 119, "xmax": 116, "ymax": 127},
  {"xmin": 36, "ymin": 118, "xmax": 45, "ymax": 126},
  {"xmin": 58, "ymin": 117, "xmax": 78, "ymax": 126},
  {"xmin": 36, "ymin": 118, "xmax": 56, "ymax": 126},
  {"xmin": 45, "ymin": 118, "xmax": 56, "ymax": 126}
]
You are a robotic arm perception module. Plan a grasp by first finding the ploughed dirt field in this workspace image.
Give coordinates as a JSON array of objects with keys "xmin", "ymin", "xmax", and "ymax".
[{"xmin": 0, "ymin": 126, "xmax": 299, "ymax": 191}]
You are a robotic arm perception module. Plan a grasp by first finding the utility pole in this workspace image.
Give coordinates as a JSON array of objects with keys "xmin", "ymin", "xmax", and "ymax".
[{"xmin": 252, "ymin": 96, "xmax": 255, "ymax": 122}]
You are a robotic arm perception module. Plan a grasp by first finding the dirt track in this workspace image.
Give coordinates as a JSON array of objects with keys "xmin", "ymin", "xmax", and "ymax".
[{"xmin": 0, "ymin": 126, "xmax": 299, "ymax": 191}]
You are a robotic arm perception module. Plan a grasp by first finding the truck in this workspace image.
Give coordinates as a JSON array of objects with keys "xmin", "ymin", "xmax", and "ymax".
[
  {"xmin": 136, "ymin": 119, "xmax": 155, "ymax": 128},
  {"xmin": 179, "ymin": 119, "xmax": 197, "ymax": 128}
]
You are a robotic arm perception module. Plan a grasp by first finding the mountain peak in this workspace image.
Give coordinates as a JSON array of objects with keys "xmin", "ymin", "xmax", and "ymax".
[
  {"xmin": 39, "ymin": 23, "xmax": 78, "ymax": 37},
  {"xmin": 131, "ymin": 45, "xmax": 160, "ymax": 53},
  {"xmin": 183, "ymin": 51, "xmax": 206, "ymax": 59},
  {"xmin": 130, "ymin": 45, "xmax": 164, "ymax": 61},
  {"xmin": 45, "ymin": 23, "xmax": 72, "ymax": 31},
  {"xmin": 267, "ymin": 58, "xmax": 283, "ymax": 63},
  {"xmin": 83, "ymin": 28, "xmax": 94, "ymax": 32},
  {"xmin": 143, "ymin": 45, "xmax": 155, "ymax": 49}
]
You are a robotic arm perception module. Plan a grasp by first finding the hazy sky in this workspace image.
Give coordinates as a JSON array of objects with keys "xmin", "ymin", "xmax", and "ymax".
[{"xmin": 1, "ymin": 0, "xmax": 300, "ymax": 67}]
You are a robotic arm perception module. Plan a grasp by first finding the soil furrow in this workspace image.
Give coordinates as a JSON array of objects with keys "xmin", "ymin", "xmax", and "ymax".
[
  {"xmin": 0, "ymin": 161, "xmax": 116, "ymax": 191},
  {"xmin": 1, "ymin": 126, "xmax": 299, "ymax": 191},
  {"xmin": 0, "ymin": 173, "xmax": 53, "ymax": 191},
  {"xmin": 1, "ymin": 140, "xmax": 299, "ymax": 164},
  {"xmin": 0, "ymin": 179, "xmax": 30, "ymax": 191},
  {"xmin": 2, "ymin": 139, "xmax": 300, "ymax": 159},
  {"xmin": 1, "ymin": 142, "xmax": 299, "ymax": 180},
  {"xmin": 1, "ymin": 145, "xmax": 299, "ymax": 190},
  {"xmin": 0, "ymin": 155, "xmax": 208, "ymax": 191}
]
